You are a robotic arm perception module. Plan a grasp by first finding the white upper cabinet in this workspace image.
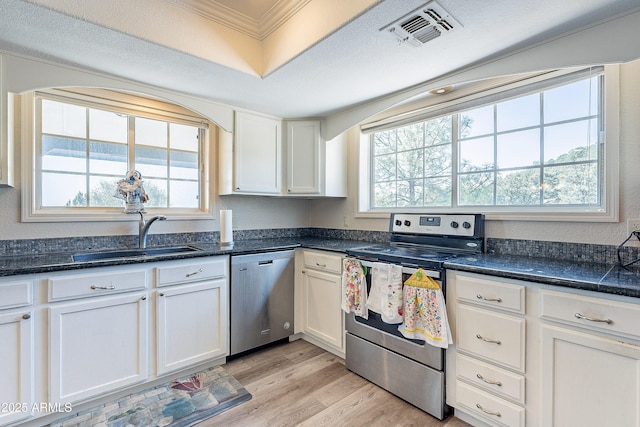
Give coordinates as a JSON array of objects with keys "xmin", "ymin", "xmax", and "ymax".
[
  {"xmin": 286, "ymin": 120, "xmax": 321, "ymax": 195},
  {"xmin": 284, "ymin": 120, "xmax": 346, "ymax": 197},
  {"xmin": 0, "ymin": 56, "xmax": 14, "ymax": 188},
  {"xmin": 219, "ymin": 110, "xmax": 282, "ymax": 195}
]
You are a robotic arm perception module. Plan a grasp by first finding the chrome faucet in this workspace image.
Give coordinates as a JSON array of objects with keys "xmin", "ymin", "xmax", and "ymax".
[{"xmin": 138, "ymin": 212, "xmax": 167, "ymax": 248}]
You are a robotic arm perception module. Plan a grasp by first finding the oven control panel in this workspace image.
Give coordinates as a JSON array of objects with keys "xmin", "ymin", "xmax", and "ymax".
[{"xmin": 390, "ymin": 213, "xmax": 483, "ymax": 237}]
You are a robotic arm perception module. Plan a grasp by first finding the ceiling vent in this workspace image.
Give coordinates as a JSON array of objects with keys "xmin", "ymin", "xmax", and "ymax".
[{"xmin": 381, "ymin": 1, "xmax": 461, "ymax": 47}]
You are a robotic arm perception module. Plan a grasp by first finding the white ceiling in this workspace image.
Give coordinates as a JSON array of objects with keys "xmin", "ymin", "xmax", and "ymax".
[{"xmin": 1, "ymin": 0, "xmax": 640, "ymax": 122}]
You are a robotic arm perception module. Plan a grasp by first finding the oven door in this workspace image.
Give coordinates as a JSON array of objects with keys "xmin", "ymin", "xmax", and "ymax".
[{"xmin": 345, "ymin": 262, "xmax": 444, "ymax": 369}]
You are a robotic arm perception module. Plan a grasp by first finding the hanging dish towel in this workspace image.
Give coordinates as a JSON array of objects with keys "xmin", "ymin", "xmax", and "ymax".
[
  {"xmin": 398, "ymin": 269, "xmax": 452, "ymax": 349},
  {"xmin": 366, "ymin": 262, "xmax": 404, "ymax": 324},
  {"xmin": 341, "ymin": 258, "xmax": 368, "ymax": 319}
]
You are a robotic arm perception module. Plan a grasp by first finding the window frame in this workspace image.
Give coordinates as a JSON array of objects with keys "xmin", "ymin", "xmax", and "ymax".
[
  {"xmin": 21, "ymin": 88, "xmax": 214, "ymax": 222},
  {"xmin": 358, "ymin": 65, "xmax": 620, "ymax": 222}
]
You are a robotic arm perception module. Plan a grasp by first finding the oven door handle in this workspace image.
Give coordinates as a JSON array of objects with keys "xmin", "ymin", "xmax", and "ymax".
[{"xmin": 356, "ymin": 259, "xmax": 440, "ymax": 278}]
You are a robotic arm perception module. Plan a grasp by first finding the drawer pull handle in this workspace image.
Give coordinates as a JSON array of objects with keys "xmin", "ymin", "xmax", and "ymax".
[
  {"xmin": 90, "ymin": 285, "xmax": 115, "ymax": 290},
  {"xmin": 315, "ymin": 262, "xmax": 327, "ymax": 267},
  {"xmin": 185, "ymin": 268, "xmax": 203, "ymax": 278},
  {"xmin": 476, "ymin": 294, "xmax": 502, "ymax": 303},
  {"xmin": 476, "ymin": 334, "xmax": 501, "ymax": 345},
  {"xmin": 575, "ymin": 312, "xmax": 612, "ymax": 324},
  {"xmin": 476, "ymin": 374, "xmax": 502, "ymax": 386},
  {"xmin": 476, "ymin": 403, "xmax": 501, "ymax": 417}
]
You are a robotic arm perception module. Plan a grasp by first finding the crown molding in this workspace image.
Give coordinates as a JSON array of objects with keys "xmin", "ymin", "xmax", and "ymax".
[{"xmin": 166, "ymin": 0, "xmax": 311, "ymax": 40}]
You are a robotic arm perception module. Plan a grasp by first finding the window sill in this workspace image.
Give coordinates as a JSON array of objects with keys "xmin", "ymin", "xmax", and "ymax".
[{"xmin": 21, "ymin": 207, "xmax": 214, "ymax": 223}]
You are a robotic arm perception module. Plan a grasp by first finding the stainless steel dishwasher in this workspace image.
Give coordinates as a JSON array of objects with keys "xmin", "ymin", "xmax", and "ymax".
[{"xmin": 229, "ymin": 250, "xmax": 295, "ymax": 355}]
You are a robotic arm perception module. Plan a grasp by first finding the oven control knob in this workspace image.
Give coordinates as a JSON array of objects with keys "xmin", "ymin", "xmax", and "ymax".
[
  {"xmin": 404, "ymin": 220, "xmax": 411, "ymax": 226},
  {"xmin": 463, "ymin": 221, "xmax": 471, "ymax": 229},
  {"xmin": 395, "ymin": 219, "xmax": 402, "ymax": 226},
  {"xmin": 450, "ymin": 221, "xmax": 459, "ymax": 228}
]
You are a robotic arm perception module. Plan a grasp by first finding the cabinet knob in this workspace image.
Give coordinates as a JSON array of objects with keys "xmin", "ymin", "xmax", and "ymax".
[
  {"xmin": 22, "ymin": 313, "xmax": 31, "ymax": 320},
  {"xmin": 141, "ymin": 296, "xmax": 147, "ymax": 301},
  {"xmin": 159, "ymin": 293, "xmax": 165, "ymax": 297}
]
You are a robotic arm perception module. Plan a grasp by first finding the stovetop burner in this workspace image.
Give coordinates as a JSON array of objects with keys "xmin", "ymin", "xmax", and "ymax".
[{"xmin": 346, "ymin": 213, "xmax": 485, "ymax": 268}]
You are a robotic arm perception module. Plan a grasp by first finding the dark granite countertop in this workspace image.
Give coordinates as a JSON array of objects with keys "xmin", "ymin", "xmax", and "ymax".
[
  {"xmin": 445, "ymin": 254, "xmax": 640, "ymax": 298},
  {"xmin": 1, "ymin": 237, "xmax": 639, "ymax": 299},
  {"xmin": 0, "ymin": 237, "xmax": 367, "ymax": 277}
]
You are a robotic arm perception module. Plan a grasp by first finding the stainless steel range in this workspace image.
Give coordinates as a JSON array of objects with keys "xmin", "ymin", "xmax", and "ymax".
[{"xmin": 345, "ymin": 213, "xmax": 485, "ymax": 420}]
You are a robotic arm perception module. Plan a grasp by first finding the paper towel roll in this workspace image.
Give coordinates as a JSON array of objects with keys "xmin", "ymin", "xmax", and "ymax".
[{"xmin": 220, "ymin": 210, "xmax": 233, "ymax": 244}]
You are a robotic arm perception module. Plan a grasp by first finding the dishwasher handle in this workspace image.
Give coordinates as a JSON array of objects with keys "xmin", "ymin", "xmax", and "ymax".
[{"xmin": 258, "ymin": 260, "xmax": 274, "ymax": 265}]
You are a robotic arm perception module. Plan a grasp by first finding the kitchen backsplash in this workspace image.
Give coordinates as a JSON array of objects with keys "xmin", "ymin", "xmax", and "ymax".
[{"xmin": 0, "ymin": 227, "xmax": 635, "ymax": 266}]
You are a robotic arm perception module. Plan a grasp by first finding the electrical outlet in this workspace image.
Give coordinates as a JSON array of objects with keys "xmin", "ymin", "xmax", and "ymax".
[{"xmin": 628, "ymin": 218, "xmax": 640, "ymax": 234}]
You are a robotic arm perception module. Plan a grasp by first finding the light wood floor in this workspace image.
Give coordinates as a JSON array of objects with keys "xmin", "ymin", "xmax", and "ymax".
[{"xmin": 197, "ymin": 339, "xmax": 471, "ymax": 427}]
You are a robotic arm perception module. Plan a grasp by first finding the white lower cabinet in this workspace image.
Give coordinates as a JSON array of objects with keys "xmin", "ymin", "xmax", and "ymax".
[
  {"xmin": 540, "ymin": 289, "xmax": 640, "ymax": 427},
  {"xmin": 298, "ymin": 249, "xmax": 344, "ymax": 356},
  {"xmin": 0, "ymin": 308, "xmax": 34, "ymax": 426},
  {"xmin": 49, "ymin": 292, "xmax": 149, "ymax": 404},
  {"xmin": 156, "ymin": 279, "xmax": 228, "ymax": 375},
  {"xmin": 448, "ymin": 270, "xmax": 640, "ymax": 427},
  {"xmin": 447, "ymin": 271, "xmax": 526, "ymax": 427}
]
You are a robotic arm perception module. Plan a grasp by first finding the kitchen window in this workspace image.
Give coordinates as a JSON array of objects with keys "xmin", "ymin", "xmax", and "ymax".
[
  {"xmin": 22, "ymin": 88, "xmax": 212, "ymax": 222},
  {"xmin": 360, "ymin": 66, "xmax": 619, "ymax": 221}
]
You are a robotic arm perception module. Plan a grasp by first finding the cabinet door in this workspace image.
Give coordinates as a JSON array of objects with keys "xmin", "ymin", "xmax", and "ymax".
[
  {"xmin": 0, "ymin": 310, "xmax": 33, "ymax": 425},
  {"xmin": 286, "ymin": 120, "xmax": 321, "ymax": 195},
  {"xmin": 157, "ymin": 279, "xmax": 228, "ymax": 375},
  {"xmin": 49, "ymin": 293, "xmax": 149, "ymax": 403},
  {"xmin": 234, "ymin": 111, "xmax": 282, "ymax": 194},
  {"xmin": 302, "ymin": 268, "xmax": 343, "ymax": 351},
  {"xmin": 541, "ymin": 324, "xmax": 640, "ymax": 427}
]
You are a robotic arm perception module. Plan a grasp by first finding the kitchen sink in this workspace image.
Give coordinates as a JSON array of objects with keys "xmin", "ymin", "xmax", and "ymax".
[{"xmin": 72, "ymin": 245, "xmax": 201, "ymax": 262}]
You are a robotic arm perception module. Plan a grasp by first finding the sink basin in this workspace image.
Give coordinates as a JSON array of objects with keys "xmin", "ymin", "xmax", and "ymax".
[{"xmin": 72, "ymin": 246, "xmax": 201, "ymax": 262}]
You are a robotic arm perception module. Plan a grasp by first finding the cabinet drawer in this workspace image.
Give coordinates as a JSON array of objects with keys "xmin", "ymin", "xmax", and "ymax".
[
  {"xmin": 456, "ymin": 274, "xmax": 525, "ymax": 314},
  {"xmin": 49, "ymin": 269, "xmax": 147, "ymax": 301},
  {"xmin": 0, "ymin": 279, "xmax": 32, "ymax": 309},
  {"xmin": 540, "ymin": 289, "xmax": 640, "ymax": 340},
  {"xmin": 456, "ymin": 380, "xmax": 524, "ymax": 427},
  {"xmin": 457, "ymin": 353, "xmax": 525, "ymax": 404},
  {"xmin": 303, "ymin": 250, "xmax": 342, "ymax": 274},
  {"xmin": 156, "ymin": 257, "xmax": 227, "ymax": 287},
  {"xmin": 457, "ymin": 305, "xmax": 525, "ymax": 372}
]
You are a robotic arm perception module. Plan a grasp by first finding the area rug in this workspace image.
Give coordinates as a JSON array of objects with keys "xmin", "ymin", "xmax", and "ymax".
[{"xmin": 50, "ymin": 365, "xmax": 251, "ymax": 427}]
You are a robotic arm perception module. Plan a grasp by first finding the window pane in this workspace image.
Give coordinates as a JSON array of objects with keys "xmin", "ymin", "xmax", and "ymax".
[
  {"xmin": 397, "ymin": 123, "xmax": 424, "ymax": 151},
  {"xmin": 397, "ymin": 149, "xmax": 423, "ymax": 180},
  {"xmin": 496, "ymin": 169, "xmax": 540, "ymax": 205},
  {"xmin": 373, "ymin": 181, "xmax": 396, "ymax": 207},
  {"xmin": 42, "ymin": 172, "xmax": 86, "ymax": 207},
  {"xmin": 458, "ymin": 173, "xmax": 494, "ymax": 205},
  {"xmin": 89, "ymin": 176, "xmax": 125, "ymax": 207},
  {"xmin": 41, "ymin": 99, "xmax": 86, "ymax": 138},
  {"xmin": 42, "ymin": 136, "xmax": 86, "ymax": 173},
  {"xmin": 90, "ymin": 141, "xmax": 127, "ymax": 175},
  {"xmin": 135, "ymin": 146, "xmax": 168, "ymax": 178},
  {"xmin": 89, "ymin": 109, "xmax": 127, "ymax": 143},
  {"xmin": 424, "ymin": 177, "xmax": 451, "ymax": 206},
  {"xmin": 497, "ymin": 129, "xmax": 540, "ymax": 169},
  {"xmin": 169, "ymin": 181, "xmax": 199, "ymax": 208},
  {"xmin": 459, "ymin": 136, "xmax": 494, "ymax": 172},
  {"xmin": 543, "ymin": 163, "xmax": 598, "ymax": 204},
  {"xmin": 425, "ymin": 116, "xmax": 452, "ymax": 146},
  {"xmin": 373, "ymin": 130, "xmax": 396, "ymax": 155},
  {"xmin": 170, "ymin": 123, "xmax": 199, "ymax": 152},
  {"xmin": 544, "ymin": 120, "xmax": 598, "ymax": 164},
  {"xmin": 397, "ymin": 179, "xmax": 424, "ymax": 207},
  {"xmin": 136, "ymin": 117, "xmax": 167, "ymax": 148},
  {"xmin": 143, "ymin": 178, "xmax": 168, "ymax": 207},
  {"xmin": 374, "ymin": 154, "xmax": 396, "ymax": 182},
  {"xmin": 425, "ymin": 144, "xmax": 451, "ymax": 177},
  {"xmin": 460, "ymin": 105, "xmax": 493, "ymax": 138},
  {"xmin": 497, "ymin": 93, "xmax": 540, "ymax": 132},
  {"xmin": 544, "ymin": 77, "xmax": 599, "ymax": 123},
  {"xmin": 170, "ymin": 150, "xmax": 199, "ymax": 180}
]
